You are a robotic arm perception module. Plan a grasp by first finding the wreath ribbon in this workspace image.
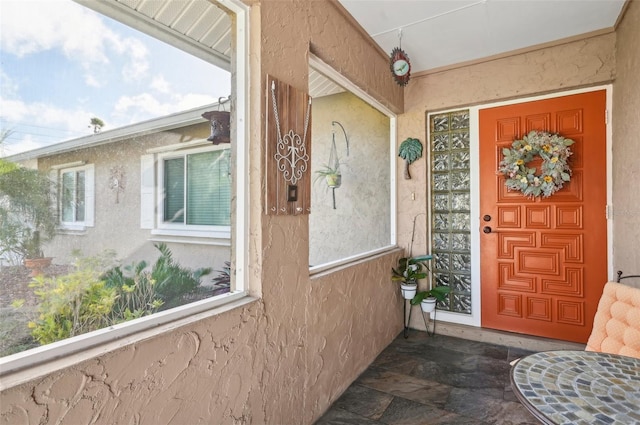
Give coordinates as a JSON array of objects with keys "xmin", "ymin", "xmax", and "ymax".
[{"xmin": 498, "ymin": 130, "xmax": 574, "ymax": 198}]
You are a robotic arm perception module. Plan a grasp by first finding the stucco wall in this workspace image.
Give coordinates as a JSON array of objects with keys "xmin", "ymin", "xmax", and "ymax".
[
  {"xmin": 398, "ymin": 32, "xmax": 617, "ymax": 268},
  {"xmin": 0, "ymin": 1, "xmax": 404, "ymax": 425},
  {"xmin": 612, "ymin": 0, "xmax": 640, "ymax": 276},
  {"xmin": 310, "ymin": 91, "xmax": 390, "ymax": 266}
]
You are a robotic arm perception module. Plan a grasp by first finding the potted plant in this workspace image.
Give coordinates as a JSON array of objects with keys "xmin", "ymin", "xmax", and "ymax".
[
  {"xmin": 0, "ymin": 158, "xmax": 57, "ymax": 275},
  {"xmin": 411, "ymin": 285, "xmax": 451, "ymax": 313},
  {"xmin": 314, "ymin": 163, "xmax": 342, "ymax": 188},
  {"xmin": 392, "ymin": 255, "xmax": 432, "ymax": 300}
]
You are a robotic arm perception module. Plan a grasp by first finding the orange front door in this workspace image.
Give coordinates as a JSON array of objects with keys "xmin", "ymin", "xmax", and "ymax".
[{"xmin": 479, "ymin": 90, "xmax": 607, "ymax": 343}]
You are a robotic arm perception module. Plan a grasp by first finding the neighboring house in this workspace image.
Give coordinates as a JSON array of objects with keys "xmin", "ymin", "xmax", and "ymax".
[{"xmin": 6, "ymin": 104, "xmax": 232, "ymax": 276}]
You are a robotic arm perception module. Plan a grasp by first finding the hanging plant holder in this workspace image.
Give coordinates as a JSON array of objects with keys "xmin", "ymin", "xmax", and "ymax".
[
  {"xmin": 314, "ymin": 121, "xmax": 349, "ymax": 209},
  {"xmin": 202, "ymin": 97, "xmax": 231, "ymax": 145}
]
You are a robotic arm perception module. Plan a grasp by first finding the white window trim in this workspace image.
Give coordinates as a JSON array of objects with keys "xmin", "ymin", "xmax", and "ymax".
[
  {"xmin": 0, "ymin": 0, "xmax": 250, "ymax": 388},
  {"xmin": 58, "ymin": 163, "xmax": 95, "ymax": 231}
]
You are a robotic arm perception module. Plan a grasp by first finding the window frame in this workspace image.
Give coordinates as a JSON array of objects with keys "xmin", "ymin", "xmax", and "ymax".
[
  {"xmin": 55, "ymin": 162, "xmax": 95, "ymax": 231},
  {"xmin": 0, "ymin": 0, "xmax": 250, "ymax": 389}
]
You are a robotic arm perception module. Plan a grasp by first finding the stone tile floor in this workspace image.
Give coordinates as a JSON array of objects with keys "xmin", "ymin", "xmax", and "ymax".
[{"xmin": 316, "ymin": 332, "xmax": 540, "ymax": 425}]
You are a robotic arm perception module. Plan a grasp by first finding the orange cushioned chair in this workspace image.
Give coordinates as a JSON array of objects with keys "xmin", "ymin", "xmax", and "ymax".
[{"xmin": 585, "ymin": 280, "xmax": 640, "ymax": 359}]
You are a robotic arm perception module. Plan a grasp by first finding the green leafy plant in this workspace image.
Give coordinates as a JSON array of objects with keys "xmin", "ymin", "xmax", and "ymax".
[
  {"xmin": 212, "ymin": 261, "xmax": 231, "ymax": 286},
  {"xmin": 0, "ymin": 157, "xmax": 57, "ymax": 260},
  {"xmin": 17, "ymin": 245, "xmax": 215, "ymax": 346},
  {"xmin": 314, "ymin": 163, "xmax": 342, "ymax": 188},
  {"xmin": 391, "ymin": 255, "xmax": 432, "ymax": 284},
  {"xmin": 150, "ymin": 243, "xmax": 212, "ymax": 308},
  {"xmin": 102, "ymin": 260, "xmax": 164, "ymax": 321},
  {"xmin": 410, "ymin": 285, "xmax": 452, "ymax": 305},
  {"xmin": 28, "ymin": 254, "xmax": 117, "ymax": 344}
]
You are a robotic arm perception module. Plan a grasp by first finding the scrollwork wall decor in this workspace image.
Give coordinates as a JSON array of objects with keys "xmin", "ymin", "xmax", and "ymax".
[
  {"xmin": 265, "ymin": 75, "xmax": 312, "ymax": 215},
  {"xmin": 109, "ymin": 165, "xmax": 126, "ymax": 204}
]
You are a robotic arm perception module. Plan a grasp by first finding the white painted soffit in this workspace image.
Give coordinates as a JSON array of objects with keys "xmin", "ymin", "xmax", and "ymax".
[{"xmin": 75, "ymin": 0, "xmax": 232, "ymax": 71}]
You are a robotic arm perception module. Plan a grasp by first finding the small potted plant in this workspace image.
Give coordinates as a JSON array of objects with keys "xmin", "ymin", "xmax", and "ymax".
[
  {"xmin": 392, "ymin": 255, "xmax": 432, "ymax": 300},
  {"xmin": 314, "ymin": 163, "xmax": 342, "ymax": 188},
  {"xmin": 411, "ymin": 285, "xmax": 451, "ymax": 313}
]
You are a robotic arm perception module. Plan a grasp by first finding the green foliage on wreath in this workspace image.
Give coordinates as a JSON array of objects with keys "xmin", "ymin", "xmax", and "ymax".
[{"xmin": 498, "ymin": 130, "xmax": 574, "ymax": 198}]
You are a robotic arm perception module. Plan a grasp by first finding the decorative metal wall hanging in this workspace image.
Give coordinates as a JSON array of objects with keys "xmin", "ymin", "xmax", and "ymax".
[
  {"xmin": 202, "ymin": 96, "xmax": 231, "ymax": 144},
  {"xmin": 265, "ymin": 75, "xmax": 312, "ymax": 215},
  {"xmin": 398, "ymin": 137, "xmax": 423, "ymax": 179},
  {"xmin": 390, "ymin": 29, "xmax": 411, "ymax": 87},
  {"xmin": 108, "ymin": 165, "xmax": 126, "ymax": 204}
]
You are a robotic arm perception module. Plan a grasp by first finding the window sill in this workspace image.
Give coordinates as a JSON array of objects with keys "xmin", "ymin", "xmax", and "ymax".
[
  {"xmin": 0, "ymin": 291, "xmax": 256, "ymax": 391},
  {"xmin": 57, "ymin": 225, "xmax": 88, "ymax": 234},
  {"xmin": 150, "ymin": 229, "xmax": 231, "ymax": 246}
]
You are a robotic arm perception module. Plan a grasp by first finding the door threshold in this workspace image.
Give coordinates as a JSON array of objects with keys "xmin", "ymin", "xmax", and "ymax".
[{"xmin": 434, "ymin": 321, "xmax": 586, "ymax": 352}]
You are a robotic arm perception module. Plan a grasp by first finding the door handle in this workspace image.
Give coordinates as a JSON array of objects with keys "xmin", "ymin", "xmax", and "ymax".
[{"xmin": 483, "ymin": 226, "xmax": 493, "ymax": 234}]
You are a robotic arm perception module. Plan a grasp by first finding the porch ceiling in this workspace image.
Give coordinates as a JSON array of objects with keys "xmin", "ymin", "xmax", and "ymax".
[
  {"xmin": 81, "ymin": 0, "xmax": 626, "ymax": 87},
  {"xmin": 339, "ymin": 0, "xmax": 626, "ymax": 74}
]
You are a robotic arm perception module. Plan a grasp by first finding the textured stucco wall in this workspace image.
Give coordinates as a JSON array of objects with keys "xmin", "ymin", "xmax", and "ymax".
[
  {"xmin": 612, "ymin": 1, "xmax": 640, "ymax": 276},
  {"xmin": 398, "ymin": 33, "xmax": 617, "ymax": 268},
  {"xmin": 310, "ymin": 91, "xmax": 390, "ymax": 266},
  {"xmin": 0, "ymin": 1, "xmax": 404, "ymax": 424}
]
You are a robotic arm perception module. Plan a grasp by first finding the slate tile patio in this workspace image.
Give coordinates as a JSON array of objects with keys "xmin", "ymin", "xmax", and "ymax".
[{"xmin": 316, "ymin": 332, "xmax": 539, "ymax": 425}]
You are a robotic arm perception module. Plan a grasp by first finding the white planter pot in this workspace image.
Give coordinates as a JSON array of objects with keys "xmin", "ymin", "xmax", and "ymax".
[
  {"xmin": 421, "ymin": 297, "xmax": 437, "ymax": 313},
  {"xmin": 400, "ymin": 282, "xmax": 417, "ymax": 300}
]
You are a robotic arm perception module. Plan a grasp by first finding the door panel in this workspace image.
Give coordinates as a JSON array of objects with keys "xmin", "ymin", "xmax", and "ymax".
[{"xmin": 479, "ymin": 91, "xmax": 607, "ymax": 343}]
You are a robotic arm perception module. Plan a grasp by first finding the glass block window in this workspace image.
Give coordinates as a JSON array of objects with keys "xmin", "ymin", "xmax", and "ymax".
[{"xmin": 430, "ymin": 110, "xmax": 471, "ymax": 314}]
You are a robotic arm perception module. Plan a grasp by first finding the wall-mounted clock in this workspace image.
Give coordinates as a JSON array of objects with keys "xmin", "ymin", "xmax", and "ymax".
[{"xmin": 390, "ymin": 47, "xmax": 411, "ymax": 87}]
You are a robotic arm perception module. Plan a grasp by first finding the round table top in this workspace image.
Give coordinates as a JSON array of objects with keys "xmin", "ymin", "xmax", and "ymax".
[{"xmin": 510, "ymin": 350, "xmax": 640, "ymax": 425}]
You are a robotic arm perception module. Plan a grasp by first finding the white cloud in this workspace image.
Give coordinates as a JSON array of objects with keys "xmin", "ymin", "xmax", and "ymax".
[
  {"xmin": 151, "ymin": 75, "xmax": 171, "ymax": 94},
  {"xmin": 113, "ymin": 91, "xmax": 218, "ymax": 124},
  {"xmin": 120, "ymin": 38, "xmax": 150, "ymax": 82},
  {"xmin": 0, "ymin": 0, "xmax": 151, "ymax": 86},
  {"xmin": 1, "ymin": 1, "xmax": 109, "ymax": 63},
  {"xmin": 1, "ymin": 134, "xmax": 48, "ymax": 157},
  {"xmin": 0, "ymin": 70, "xmax": 19, "ymax": 98},
  {"xmin": 0, "ymin": 99, "xmax": 30, "ymax": 123},
  {"xmin": 114, "ymin": 93, "xmax": 171, "ymax": 119},
  {"xmin": 1, "ymin": 97, "xmax": 101, "ymax": 154},
  {"xmin": 176, "ymin": 94, "xmax": 219, "ymax": 111}
]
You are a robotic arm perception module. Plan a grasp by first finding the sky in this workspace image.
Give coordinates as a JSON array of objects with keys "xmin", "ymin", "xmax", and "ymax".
[{"xmin": 0, "ymin": 0, "xmax": 231, "ymax": 157}]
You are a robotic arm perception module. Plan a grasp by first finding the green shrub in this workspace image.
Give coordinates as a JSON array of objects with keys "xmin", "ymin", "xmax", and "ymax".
[
  {"xmin": 24, "ymin": 245, "xmax": 213, "ymax": 345},
  {"xmin": 102, "ymin": 260, "xmax": 164, "ymax": 321},
  {"xmin": 150, "ymin": 243, "xmax": 211, "ymax": 309},
  {"xmin": 29, "ymin": 263, "xmax": 116, "ymax": 344}
]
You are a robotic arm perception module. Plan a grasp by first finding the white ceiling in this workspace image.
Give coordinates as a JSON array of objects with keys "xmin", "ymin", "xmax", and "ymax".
[{"xmin": 339, "ymin": 0, "xmax": 626, "ymax": 74}]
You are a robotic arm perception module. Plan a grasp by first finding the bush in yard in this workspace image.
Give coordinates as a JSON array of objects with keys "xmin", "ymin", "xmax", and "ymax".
[
  {"xmin": 149, "ymin": 243, "xmax": 212, "ymax": 309},
  {"xmin": 25, "ymin": 245, "xmax": 212, "ymax": 345},
  {"xmin": 29, "ymin": 259, "xmax": 117, "ymax": 344},
  {"xmin": 102, "ymin": 260, "xmax": 164, "ymax": 321}
]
